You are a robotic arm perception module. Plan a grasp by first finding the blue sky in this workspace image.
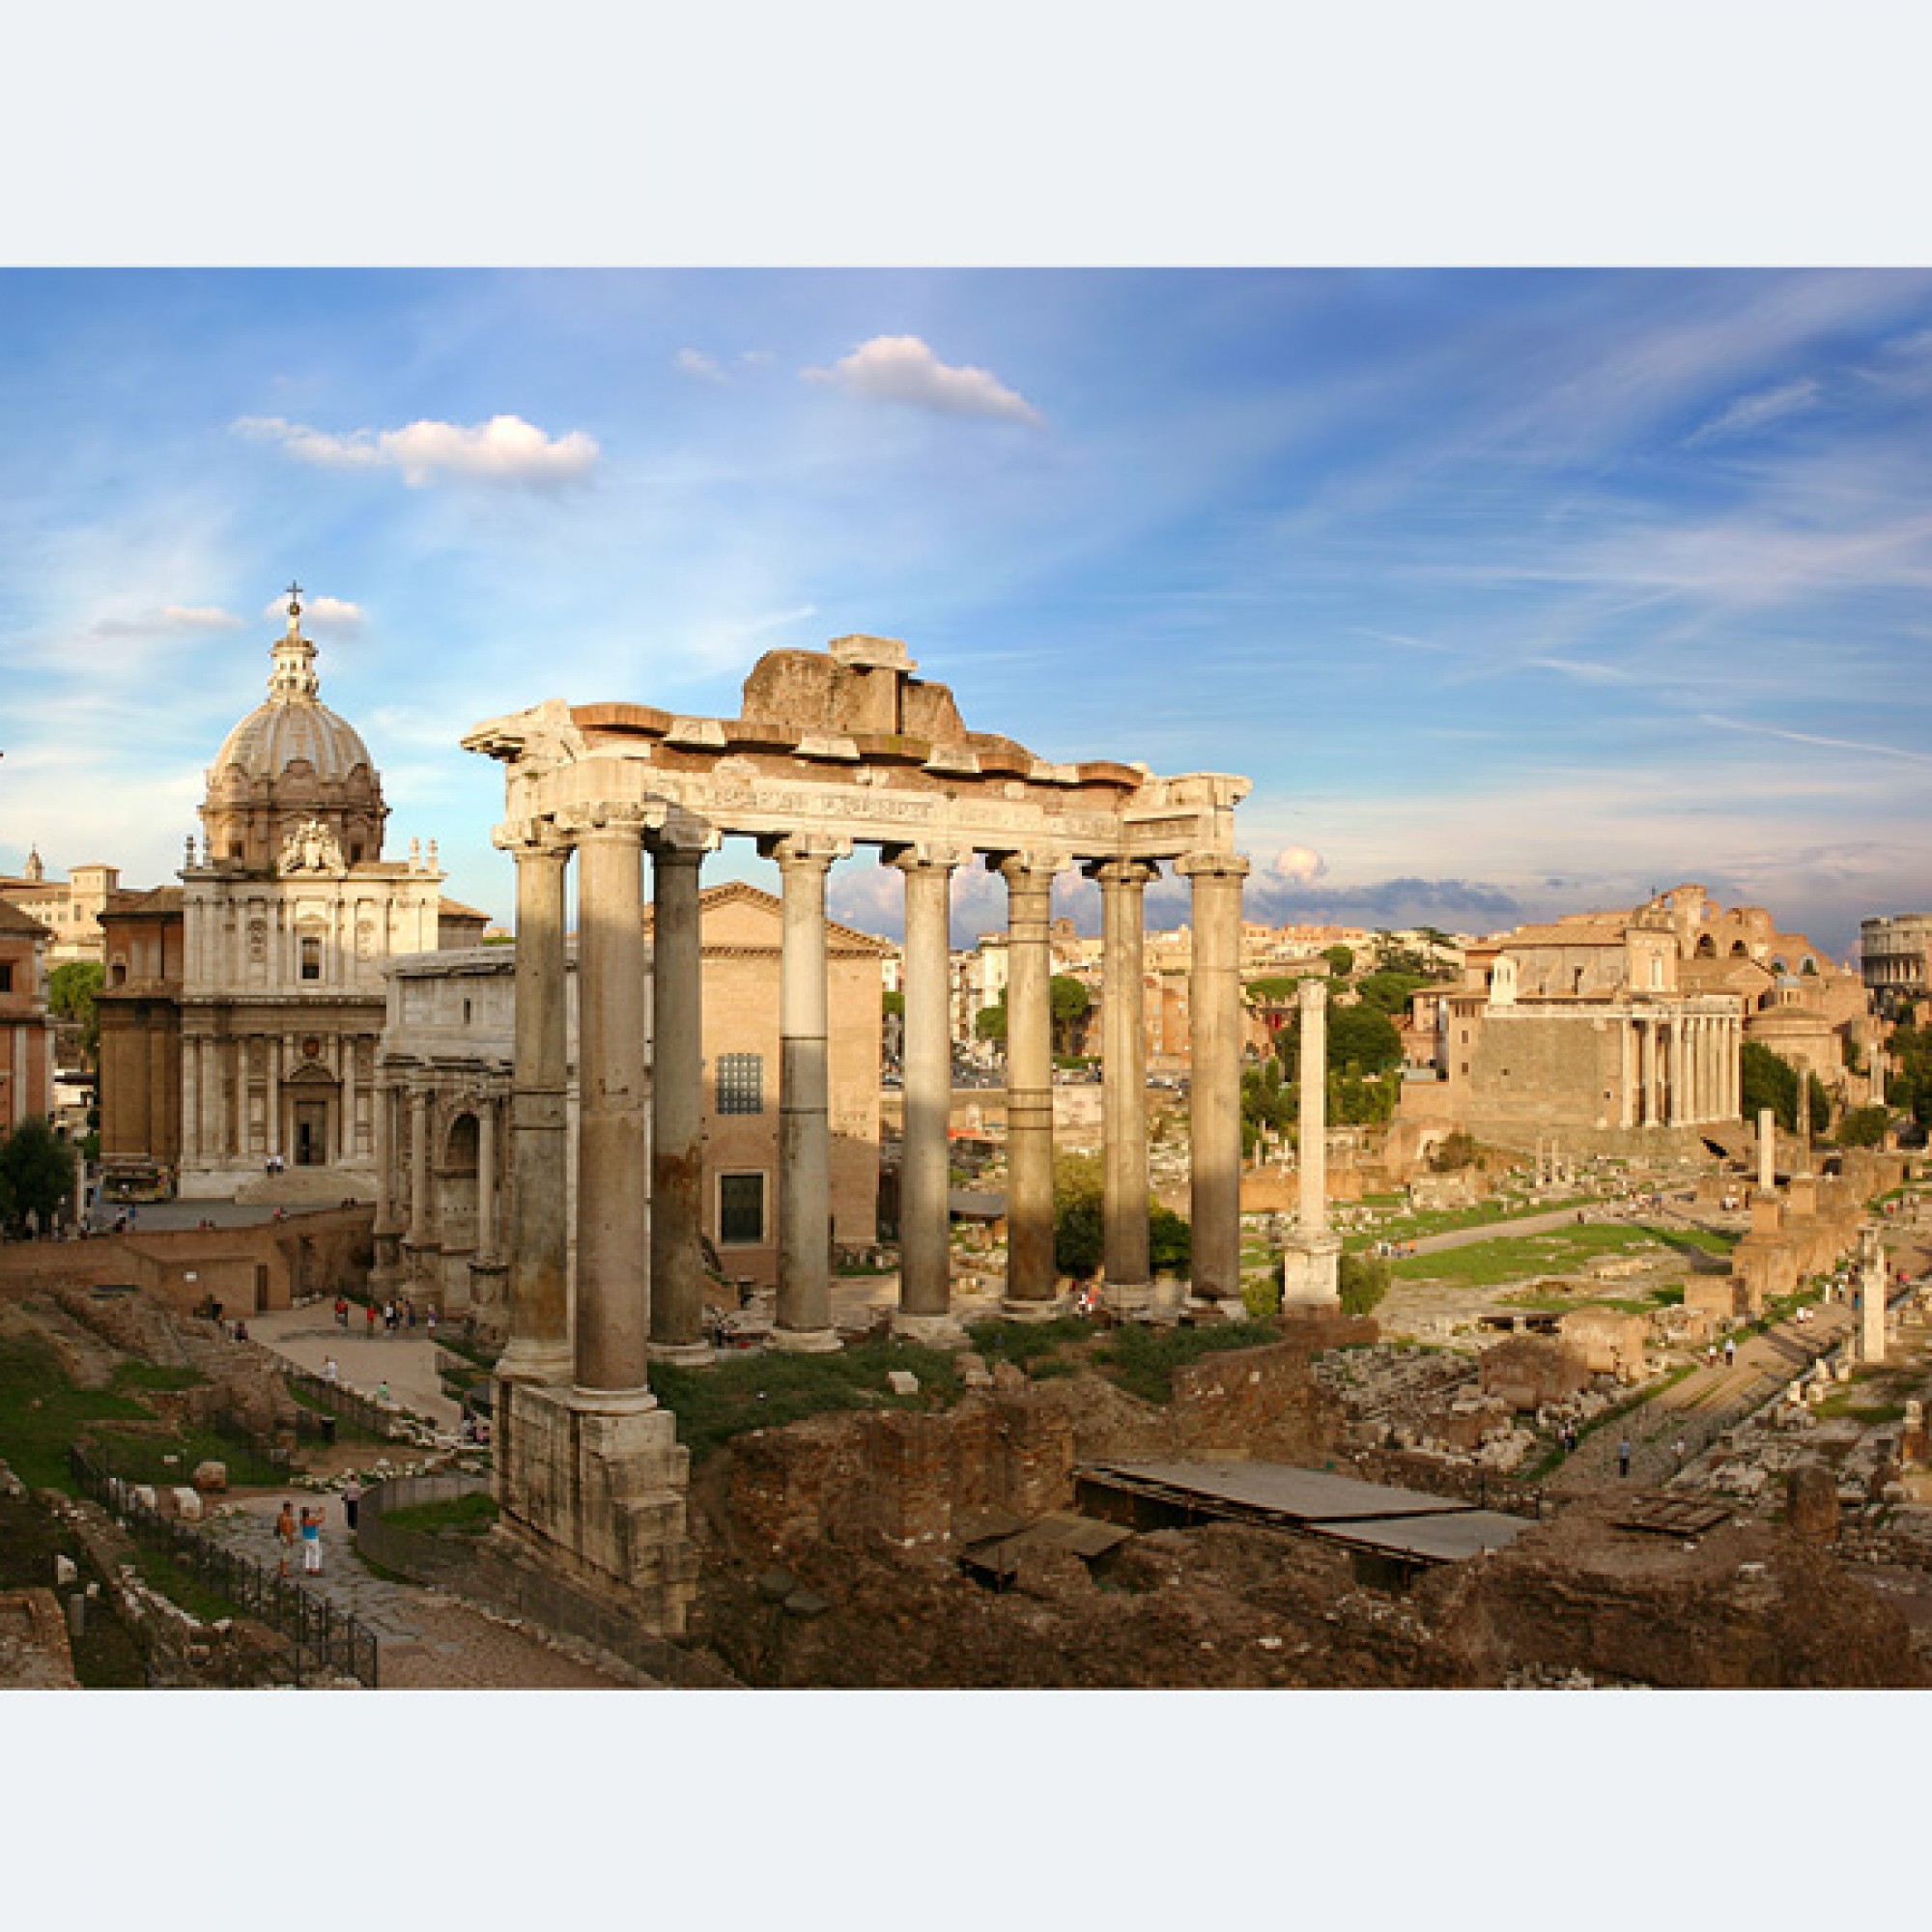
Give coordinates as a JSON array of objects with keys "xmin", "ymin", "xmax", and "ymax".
[{"xmin": 4, "ymin": 267, "xmax": 1932, "ymax": 957}]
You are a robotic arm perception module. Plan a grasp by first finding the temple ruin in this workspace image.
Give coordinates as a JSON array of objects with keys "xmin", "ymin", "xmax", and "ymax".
[{"xmin": 462, "ymin": 635, "xmax": 1251, "ymax": 1625}]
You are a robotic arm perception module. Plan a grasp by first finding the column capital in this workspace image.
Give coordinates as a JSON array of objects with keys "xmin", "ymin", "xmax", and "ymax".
[
  {"xmin": 1177, "ymin": 850, "xmax": 1251, "ymax": 881},
  {"xmin": 494, "ymin": 815, "xmax": 574, "ymax": 858},
  {"xmin": 990, "ymin": 848, "xmax": 1069, "ymax": 885},
  {"xmin": 759, "ymin": 832, "xmax": 851, "ymax": 870},
  {"xmin": 885, "ymin": 842, "xmax": 972, "ymax": 874},
  {"xmin": 552, "ymin": 800, "xmax": 660, "ymax": 843},
  {"xmin": 1084, "ymin": 857, "xmax": 1160, "ymax": 888},
  {"xmin": 647, "ymin": 807, "xmax": 719, "ymax": 862}
]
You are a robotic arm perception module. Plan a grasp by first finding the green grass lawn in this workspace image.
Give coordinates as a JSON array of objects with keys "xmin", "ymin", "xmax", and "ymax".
[
  {"xmin": 381, "ymin": 1492, "xmax": 500, "ymax": 1536},
  {"xmin": 1343, "ymin": 1194, "xmax": 1596, "ymax": 1253},
  {"xmin": 1393, "ymin": 1221, "xmax": 1733, "ymax": 1291},
  {"xmin": 0, "ymin": 1332, "xmax": 154, "ymax": 1492}
]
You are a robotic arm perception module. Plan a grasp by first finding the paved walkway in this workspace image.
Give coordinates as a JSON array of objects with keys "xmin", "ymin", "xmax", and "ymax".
[
  {"xmin": 202, "ymin": 1493, "xmax": 636, "ymax": 1687},
  {"xmin": 249, "ymin": 1304, "xmax": 462, "ymax": 1430}
]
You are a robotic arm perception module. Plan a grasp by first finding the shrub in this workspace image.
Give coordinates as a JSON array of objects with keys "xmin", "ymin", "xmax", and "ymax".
[{"xmin": 1337, "ymin": 1250, "xmax": 1390, "ymax": 1318}]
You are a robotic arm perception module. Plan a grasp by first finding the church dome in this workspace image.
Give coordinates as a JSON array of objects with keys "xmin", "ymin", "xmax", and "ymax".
[{"xmin": 199, "ymin": 590, "xmax": 389, "ymax": 872}]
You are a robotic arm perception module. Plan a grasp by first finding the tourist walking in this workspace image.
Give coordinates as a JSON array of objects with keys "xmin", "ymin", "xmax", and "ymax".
[
  {"xmin": 1617, "ymin": 1436, "xmax": 1633, "ymax": 1479},
  {"xmin": 334, "ymin": 1294, "xmax": 349, "ymax": 1328},
  {"xmin": 342, "ymin": 1475, "xmax": 362, "ymax": 1533},
  {"xmin": 323, "ymin": 1355, "xmax": 339, "ymax": 1383},
  {"xmin": 298, "ymin": 1507, "xmax": 323, "ymax": 1575},
  {"xmin": 1723, "ymin": 1337, "xmax": 1737, "ymax": 1369},
  {"xmin": 275, "ymin": 1500, "xmax": 298, "ymax": 1577},
  {"xmin": 365, "ymin": 1302, "xmax": 379, "ymax": 1339}
]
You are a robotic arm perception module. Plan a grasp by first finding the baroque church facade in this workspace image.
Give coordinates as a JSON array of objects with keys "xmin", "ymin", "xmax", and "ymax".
[{"xmin": 99, "ymin": 591, "xmax": 483, "ymax": 1199}]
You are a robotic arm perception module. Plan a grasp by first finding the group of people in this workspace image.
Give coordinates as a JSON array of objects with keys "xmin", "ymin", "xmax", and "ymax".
[
  {"xmin": 333, "ymin": 1293, "xmax": 435, "ymax": 1338},
  {"xmin": 1368, "ymin": 1239, "xmax": 1418, "ymax": 1259},
  {"xmin": 273, "ymin": 1477, "xmax": 364, "ymax": 1578}
]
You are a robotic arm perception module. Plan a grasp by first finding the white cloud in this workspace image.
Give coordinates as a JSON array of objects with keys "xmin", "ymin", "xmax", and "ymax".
[
  {"xmin": 233, "ymin": 412, "xmax": 599, "ymax": 487},
  {"xmin": 1684, "ymin": 377, "xmax": 1822, "ymax": 446},
  {"xmin": 673, "ymin": 348, "xmax": 726, "ymax": 384},
  {"xmin": 93, "ymin": 603, "xmax": 245, "ymax": 639},
  {"xmin": 803, "ymin": 335, "xmax": 1042, "ymax": 426},
  {"xmin": 1268, "ymin": 843, "xmax": 1326, "ymax": 886},
  {"xmin": 260, "ymin": 593, "xmax": 365, "ymax": 628}
]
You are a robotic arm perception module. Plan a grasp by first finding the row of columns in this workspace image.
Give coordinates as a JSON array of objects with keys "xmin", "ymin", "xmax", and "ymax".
[
  {"xmin": 376, "ymin": 1081, "xmax": 506, "ymax": 1265},
  {"xmin": 1622, "ymin": 1011, "xmax": 1742, "ymax": 1127},
  {"xmin": 494, "ymin": 810, "xmax": 1250, "ymax": 1410}
]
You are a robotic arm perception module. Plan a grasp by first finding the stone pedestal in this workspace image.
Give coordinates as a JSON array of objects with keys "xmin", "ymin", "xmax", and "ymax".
[
  {"xmin": 891, "ymin": 1309, "xmax": 969, "ymax": 1349},
  {"xmin": 493, "ymin": 1378, "xmax": 697, "ymax": 1634},
  {"xmin": 1279, "ymin": 1230, "xmax": 1342, "ymax": 1308}
]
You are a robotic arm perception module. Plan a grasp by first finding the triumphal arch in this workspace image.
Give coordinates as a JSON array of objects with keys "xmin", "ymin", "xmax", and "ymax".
[{"xmin": 464, "ymin": 634, "xmax": 1250, "ymax": 1626}]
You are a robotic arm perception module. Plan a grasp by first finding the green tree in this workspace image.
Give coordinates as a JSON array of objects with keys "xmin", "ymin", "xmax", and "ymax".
[
  {"xmin": 975, "ymin": 991, "xmax": 1008, "ymax": 1044},
  {"xmin": 1321, "ymin": 944, "xmax": 1354, "ymax": 978},
  {"xmin": 1740, "ymin": 1039, "xmax": 1800, "ymax": 1130},
  {"xmin": 1835, "ymin": 1105, "xmax": 1890, "ymax": 1149},
  {"xmin": 1050, "ymin": 975, "xmax": 1092, "ymax": 1054},
  {"xmin": 1326, "ymin": 1003, "xmax": 1404, "ymax": 1075},
  {"xmin": 882, "ymin": 989, "xmax": 905, "ymax": 1018},
  {"xmin": 0, "ymin": 1118, "xmax": 76, "ymax": 1233},
  {"xmin": 1354, "ymin": 969, "xmax": 1431, "ymax": 1018},
  {"xmin": 48, "ymin": 959, "xmax": 103, "ymax": 1064},
  {"xmin": 1337, "ymin": 1250, "xmax": 1390, "ymax": 1318},
  {"xmin": 1052, "ymin": 1152, "xmax": 1190, "ymax": 1282}
]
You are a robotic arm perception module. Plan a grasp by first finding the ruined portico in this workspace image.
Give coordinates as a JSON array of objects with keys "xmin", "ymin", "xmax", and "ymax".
[{"xmin": 464, "ymin": 636, "xmax": 1250, "ymax": 1619}]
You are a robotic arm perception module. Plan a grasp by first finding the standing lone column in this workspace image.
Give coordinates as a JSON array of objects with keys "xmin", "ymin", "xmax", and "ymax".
[
  {"xmin": 1090, "ymin": 859, "xmax": 1155, "ymax": 1316},
  {"xmin": 498, "ymin": 831, "xmax": 573, "ymax": 1385},
  {"xmin": 1758, "ymin": 1104, "xmax": 1776, "ymax": 1195},
  {"xmin": 649, "ymin": 837, "xmax": 712, "ymax": 1362},
  {"xmin": 1180, "ymin": 852, "xmax": 1250, "ymax": 1306},
  {"xmin": 1281, "ymin": 971, "xmax": 1341, "ymax": 1307},
  {"xmin": 572, "ymin": 811, "xmax": 655, "ymax": 1405},
  {"xmin": 769, "ymin": 835, "xmax": 846, "ymax": 1351},
  {"xmin": 998, "ymin": 853, "xmax": 1062, "ymax": 1316},
  {"xmin": 893, "ymin": 847, "xmax": 966, "ymax": 1341}
]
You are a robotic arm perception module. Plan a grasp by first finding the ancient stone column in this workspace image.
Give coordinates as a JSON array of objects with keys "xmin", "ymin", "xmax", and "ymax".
[
  {"xmin": 266, "ymin": 1034, "xmax": 282, "ymax": 1160},
  {"xmin": 648, "ymin": 838, "xmax": 711, "ymax": 1361},
  {"xmin": 1860, "ymin": 1223, "xmax": 1888, "ymax": 1364},
  {"xmin": 1758, "ymin": 1105, "xmax": 1776, "ymax": 1194},
  {"xmin": 340, "ymin": 1037, "xmax": 356, "ymax": 1162},
  {"xmin": 374, "ymin": 1071, "xmax": 395, "ymax": 1230},
  {"xmin": 1281, "ymin": 970, "xmax": 1341, "ymax": 1307},
  {"xmin": 998, "ymin": 852, "xmax": 1061, "ymax": 1316},
  {"xmin": 894, "ymin": 847, "xmax": 965, "ymax": 1341},
  {"xmin": 1090, "ymin": 859, "xmax": 1155, "ymax": 1317},
  {"xmin": 183, "ymin": 1036, "xmax": 202, "ymax": 1165},
  {"xmin": 477, "ymin": 1092, "xmax": 497, "ymax": 1262},
  {"xmin": 572, "ymin": 811, "xmax": 655, "ymax": 1404},
  {"xmin": 1180, "ymin": 852, "xmax": 1250, "ymax": 1305},
  {"xmin": 1639, "ymin": 1020, "xmax": 1657, "ymax": 1128},
  {"xmin": 499, "ymin": 832, "xmax": 573, "ymax": 1385},
  {"xmin": 770, "ymin": 835, "xmax": 845, "ymax": 1351},
  {"xmin": 408, "ymin": 1089, "xmax": 430, "ymax": 1248}
]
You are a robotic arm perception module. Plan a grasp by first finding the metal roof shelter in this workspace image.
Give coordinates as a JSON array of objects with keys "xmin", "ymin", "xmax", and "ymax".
[{"xmin": 1075, "ymin": 1459, "xmax": 1536, "ymax": 1575}]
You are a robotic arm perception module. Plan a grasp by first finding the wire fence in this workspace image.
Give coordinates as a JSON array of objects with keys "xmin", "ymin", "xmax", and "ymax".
[{"xmin": 69, "ymin": 1443, "xmax": 380, "ymax": 1688}]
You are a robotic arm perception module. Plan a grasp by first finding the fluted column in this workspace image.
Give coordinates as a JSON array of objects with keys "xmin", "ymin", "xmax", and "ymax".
[
  {"xmin": 572, "ymin": 811, "xmax": 655, "ymax": 1405},
  {"xmin": 266, "ymin": 1035, "xmax": 282, "ymax": 1159},
  {"xmin": 1298, "ymin": 976, "xmax": 1327, "ymax": 1236},
  {"xmin": 998, "ymin": 852, "xmax": 1061, "ymax": 1315},
  {"xmin": 649, "ymin": 836, "xmax": 712, "ymax": 1361},
  {"xmin": 768, "ymin": 835, "xmax": 846, "ymax": 1351},
  {"xmin": 1180, "ymin": 852, "xmax": 1249, "ymax": 1304},
  {"xmin": 498, "ymin": 831, "xmax": 573, "ymax": 1384},
  {"xmin": 1090, "ymin": 859, "xmax": 1155, "ymax": 1316},
  {"xmin": 407, "ymin": 1088, "xmax": 430, "ymax": 1248},
  {"xmin": 1639, "ymin": 1019, "xmax": 1657, "ymax": 1127},
  {"xmin": 477, "ymin": 1091, "xmax": 498, "ymax": 1262}
]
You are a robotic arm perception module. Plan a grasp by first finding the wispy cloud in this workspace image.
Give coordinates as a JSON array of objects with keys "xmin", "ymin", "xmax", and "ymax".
[
  {"xmin": 259, "ymin": 593, "xmax": 365, "ymax": 628},
  {"xmin": 803, "ymin": 335, "xmax": 1043, "ymax": 426},
  {"xmin": 1685, "ymin": 376, "xmax": 1822, "ymax": 446},
  {"xmin": 233, "ymin": 413, "xmax": 600, "ymax": 487},
  {"xmin": 92, "ymin": 603, "xmax": 245, "ymax": 639},
  {"xmin": 1696, "ymin": 712, "xmax": 1932, "ymax": 766},
  {"xmin": 673, "ymin": 348, "xmax": 726, "ymax": 384}
]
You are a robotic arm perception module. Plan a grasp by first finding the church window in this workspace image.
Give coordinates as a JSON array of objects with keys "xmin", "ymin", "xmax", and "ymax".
[
  {"xmin": 300, "ymin": 937, "xmax": 322, "ymax": 982},
  {"xmin": 719, "ymin": 1172, "xmax": 766, "ymax": 1245},
  {"xmin": 717, "ymin": 1052, "xmax": 764, "ymax": 1115}
]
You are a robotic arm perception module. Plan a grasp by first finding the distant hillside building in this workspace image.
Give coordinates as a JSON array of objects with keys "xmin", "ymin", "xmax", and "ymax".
[
  {"xmin": 1861, "ymin": 912, "xmax": 1932, "ymax": 1014},
  {"xmin": 98, "ymin": 591, "xmax": 481, "ymax": 1199},
  {"xmin": 0, "ymin": 852, "xmax": 121, "ymax": 965}
]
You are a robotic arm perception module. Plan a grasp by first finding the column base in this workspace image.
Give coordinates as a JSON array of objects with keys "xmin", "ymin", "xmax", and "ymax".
[
  {"xmin": 999, "ymin": 1294, "xmax": 1073, "ymax": 1323},
  {"xmin": 648, "ymin": 1339, "xmax": 719, "ymax": 1368},
  {"xmin": 566, "ymin": 1384, "xmax": 661, "ymax": 1416},
  {"xmin": 1101, "ymin": 1279, "xmax": 1154, "ymax": 1321},
  {"xmin": 494, "ymin": 1378, "xmax": 696, "ymax": 1634},
  {"xmin": 1280, "ymin": 1231, "xmax": 1343, "ymax": 1309},
  {"xmin": 769, "ymin": 1325, "xmax": 841, "ymax": 1355},
  {"xmin": 496, "ymin": 1339, "xmax": 575, "ymax": 1387},
  {"xmin": 892, "ymin": 1311, "xmax": 969, "ymax": 1349}
]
